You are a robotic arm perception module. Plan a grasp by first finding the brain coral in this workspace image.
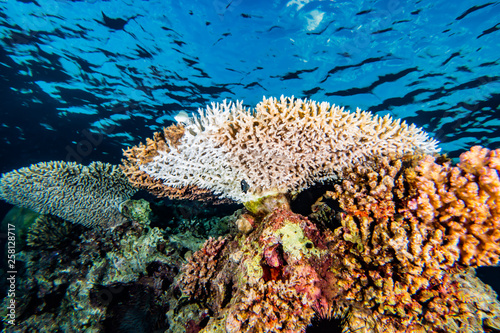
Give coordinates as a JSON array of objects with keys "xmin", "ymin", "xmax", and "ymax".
[
  {"xmin": 0, "ymin": 161, "xmax": 137, "ymax": 228},
  {"xmin": 122, "ymin": 96, "xmax": 439, "ymax": 203}
]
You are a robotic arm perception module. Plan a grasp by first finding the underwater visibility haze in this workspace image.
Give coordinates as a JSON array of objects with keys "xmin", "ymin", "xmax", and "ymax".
[{"xmin": 0, "ymin": 0, "xmax": 500, "ymax": 332}]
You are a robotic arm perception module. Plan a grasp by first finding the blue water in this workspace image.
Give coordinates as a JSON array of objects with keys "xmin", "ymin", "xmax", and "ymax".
[
  {"xmin": 1, "ymin": 0, "xmax": 499, "ymax": 175},
  {"xmin": 1, "ymin": 1, "xmax": 500, "ymax": 331}
]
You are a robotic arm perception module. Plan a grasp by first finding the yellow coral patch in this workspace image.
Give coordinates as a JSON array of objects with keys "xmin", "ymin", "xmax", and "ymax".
[
  {"xmin": 276, "ymin": 222, "xmax": 320, "ymax": 261},
  {"xmin": 243, "ymin": 247, "xmax": 264, "ymax": 285}
]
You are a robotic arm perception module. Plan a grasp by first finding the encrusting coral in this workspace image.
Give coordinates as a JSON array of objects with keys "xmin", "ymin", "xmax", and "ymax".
[
  {"xmin": 121, "ymin": 96, "xmax": 439, "ymax": 204},
  {"xmin": 0, "ymin": 161, "xmax": 137, "ymax": 228}
]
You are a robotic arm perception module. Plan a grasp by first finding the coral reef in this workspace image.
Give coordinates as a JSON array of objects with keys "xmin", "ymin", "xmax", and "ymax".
[
  {"xmin": 122, "ymin": 96, "xmax": 439, "ymax": 203},
  {"xmin": 0, "ymin": 200, "xmax": 184, "ymax": 332},
  {"xmin": 0, "ymin": 161, "xmax": 137, "ymax": 228},
  {"xmin": 2, "ymin": 90, "xmax": 499, "ymax": 333},
  {"xmin": 169, "ymin": 146, "xmax": 500, "ymax": 333},
  {"xmin": 311, "ymin": 149, "xmax": 500, "ymax": 332},
  {"xmin": 408, "ymin": 146, "xmax": 500, "ymax": 266}
]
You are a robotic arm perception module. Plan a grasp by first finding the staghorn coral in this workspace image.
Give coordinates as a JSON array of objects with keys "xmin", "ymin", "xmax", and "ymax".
[
  {"xmin": 121, "ymin": 96, "xmax": 439, "ymax": 203},
  {"xmin": 410, "ymin": 146, "xmax": 500, "ymax": 266},
  {"xmin": 0, "ymin": 161, "xmax": 137, "ymax": 228}
]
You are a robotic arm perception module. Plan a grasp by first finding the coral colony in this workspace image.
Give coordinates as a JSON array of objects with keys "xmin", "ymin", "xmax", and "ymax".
[{"xmin": 1, "ymin": 96, "xmax": 500, "ymax": 332}]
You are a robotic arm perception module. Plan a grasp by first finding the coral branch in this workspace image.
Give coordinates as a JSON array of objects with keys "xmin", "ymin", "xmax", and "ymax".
[
  {"xmin": 122, "ymin": 96, "xmax": 439, "ymax": 203},
  {"xmin": 411, "ymin": 146, "xmax": 500, "ymax": 266}
]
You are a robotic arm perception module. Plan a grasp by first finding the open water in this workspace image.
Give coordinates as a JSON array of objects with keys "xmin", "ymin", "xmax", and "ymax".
[{"xmin": 1, "ymin": 0, "xmax": 499, "ymax": 173}]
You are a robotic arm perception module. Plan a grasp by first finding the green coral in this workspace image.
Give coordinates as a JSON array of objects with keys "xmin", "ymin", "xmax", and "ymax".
[
  {"xmin": 243, "ymin": 247, "xmax": 264, "ymax": 285},
  {"xmin": 275, "ymin": 222, "xmax": 321, "ymax": 260},
  {"xmin": 243, "ymin": 193, "xmax": 290, "ymax": 216},
  {"xmin": 103, "ymin": 227, "xmax": 169, "ymax": 285},
  {"xmin": 120, "ymin": 199, "xmax": 152, "ymax": 226}
]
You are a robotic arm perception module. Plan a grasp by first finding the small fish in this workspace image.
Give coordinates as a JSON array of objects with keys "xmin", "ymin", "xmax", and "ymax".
[
  {"xmin": 156, "ymin": 111, "xmax": 191, "ymax": 124},
  {"xmin": 174, "ymin": 111, "xmax": 190, "ymax": 123},
  {"xmin": 241, "ymin": 179, "xmax": 250, "ymax": 193}
]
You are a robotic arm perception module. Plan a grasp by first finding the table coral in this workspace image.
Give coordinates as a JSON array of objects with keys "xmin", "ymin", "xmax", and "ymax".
[
  {"xmin": 121, "ymin": 96, "xmax": 439, "ymax": 203},
  {"xmin": 121, "ymin": 124, "xmax": 233, "ymax": 204},
  {"xmin": 0, "ymin": 161, "xmax": 137, "ymax": 228}
]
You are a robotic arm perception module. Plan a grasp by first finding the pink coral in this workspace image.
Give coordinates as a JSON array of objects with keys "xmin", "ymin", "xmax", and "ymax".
[{"xmin": 177, "ymin": 236, "xmax": 228, "ymax": 299}]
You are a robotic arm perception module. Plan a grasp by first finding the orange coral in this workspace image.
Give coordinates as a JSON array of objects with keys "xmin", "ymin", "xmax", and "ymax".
[
  {"xmin": 412, "ymin": 146, "xmax": 500, "ymax": 266},
  {"xmin": 121, "ymin": 124, "xmax": 232, "ymax": 203},
  {"xmin": 176, "ymin": 209, "xmax": 327, "ymax": 332},
  {"xmin": 317, "ymin": 154, "xmax": 495, "ymax": 332},
  {"xmin": 225, "ymin": 280, "xmax": 315, "ymax": 333},
  {"xmin": 170, "ymin": 146, "xmax": 500, "ymax": 333}
]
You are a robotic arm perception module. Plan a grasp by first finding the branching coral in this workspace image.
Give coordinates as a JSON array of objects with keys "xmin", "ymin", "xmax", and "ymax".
[
  {"xmin": 178, "ymin": 236, "xmax": 228, "ymax": 299},
  {"xmin": 121, "ymin": 96, "xmax": 439, "ymax": 203},
  {"xmin": 410, "ymin": 146, "xmax": 500, "ymax": 266},
  {"xmin": 27, "ymin": 214, "xmax": 84, "ymax": 250},
  {"xmin": 0, "ymin": 161, "xmax": 137, "ymax": 228},
  {"xmin": 312, "ymin": 148, "xmax": 500, "ymax": 332},
  {"xmin": 171, "ymin": 147, "xmax": 500, "ymax": 333}
]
